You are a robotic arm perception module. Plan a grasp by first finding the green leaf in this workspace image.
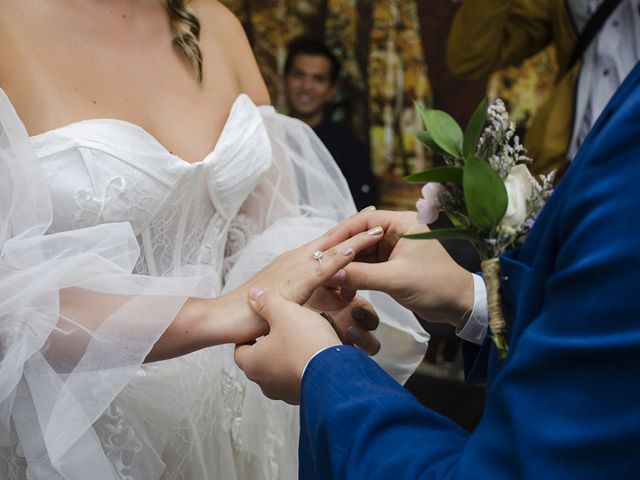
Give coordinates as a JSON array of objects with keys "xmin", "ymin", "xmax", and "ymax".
[
  {"xmin": 463, "ymin": 98, "xmax": 488, "ymax": 159},
  {"xmin": 463, "ymin": 155, "xmax": 508, "ymax": 230},
  {"xmin": 404, "ymin": 166, "xmax": 463, "ymax": 184},
  {"xmin": 403, "ymin": 228, "xmax": 483, "ymax": 243},
  {"xmin": 415, "ymin": 130, "xmax": 449, "ymax": 157},
  {"xmin": 416, "ymin": 103, "xmax": 464, "ymax": 158}
]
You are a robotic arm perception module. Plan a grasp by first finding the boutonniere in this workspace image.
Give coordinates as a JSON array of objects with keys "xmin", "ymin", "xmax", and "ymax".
[{"xmin": 407, "ymin": 99, "xmax": 555, "ymax": 358}]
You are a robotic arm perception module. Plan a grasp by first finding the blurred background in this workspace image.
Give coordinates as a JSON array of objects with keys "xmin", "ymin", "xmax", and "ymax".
[
  {"xmin": 220, "ymin": 0, "xmax": 560, "ymax": 432},
  {"xmin": 221, "ymin": 0, "xmax": 557, "ymax": 209}
]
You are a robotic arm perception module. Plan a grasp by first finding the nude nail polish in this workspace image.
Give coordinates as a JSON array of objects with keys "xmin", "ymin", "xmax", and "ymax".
[{"xmin": 249, "ymin": 286, "xmax": 267, "ymax": 301}]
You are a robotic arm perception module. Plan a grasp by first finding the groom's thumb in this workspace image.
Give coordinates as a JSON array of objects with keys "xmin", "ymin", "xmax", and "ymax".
[
  {"xmin": 342, "ymin": 262, "xmax": 390, "ymax": 292},
  {"xmin": 248, "ymin": 286, "xmax": 284, "ymax": 326}
]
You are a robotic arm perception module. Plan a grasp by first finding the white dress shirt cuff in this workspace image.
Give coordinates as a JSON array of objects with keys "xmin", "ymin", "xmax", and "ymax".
[{"xmin": 456, "ymin": 273, "xmax": 489, "ymax": 345}]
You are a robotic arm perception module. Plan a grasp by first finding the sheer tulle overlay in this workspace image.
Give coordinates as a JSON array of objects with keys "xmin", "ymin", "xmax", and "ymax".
[{"xmin": 0, "ymin": 90, "xmax": 429, "ymax": 479}]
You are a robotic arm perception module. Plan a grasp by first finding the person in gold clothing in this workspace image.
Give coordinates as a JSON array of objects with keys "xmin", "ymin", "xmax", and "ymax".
[{"xmin": 447, "ymin": 0, "xmax": 638, "ymax": 175}]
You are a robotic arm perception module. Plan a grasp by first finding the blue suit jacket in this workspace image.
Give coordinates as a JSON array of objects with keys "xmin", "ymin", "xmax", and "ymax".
[{"xmin": 299, "ymin": 62, "xmax": 640, "ymax": 479}]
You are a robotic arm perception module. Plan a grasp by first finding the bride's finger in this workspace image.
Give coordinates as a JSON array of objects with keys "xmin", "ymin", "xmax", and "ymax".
[
  {"xmin": 319, "ymin": 311, "xmax": 380, "ymax": 356},
  {"xmin": 351, "ymin": 304, "xmax": 379, "ymax": 331},
  {"xmin": 325, "ymin": 216, "xmax": 386, "ymax": 247},
  {"xmin": 305, "ymin": 226, "xmax": 384, "ymax": 283},
  {"xmin": 323, "ymin": 269, "xmax": 348, "ymax": 288},
  {"xmin": 323, "ymin": 209, "xmax": 399, "ymax": 247},
  {"xmin": 319, "ymin": 224, "xmax": 384, "ymax": 254},
  {"xmin": 347, "ymin": 327, "xmax": 381, "ymax": 356},
  {"xmin": 339, "ymin": 287, "xmax": 357, "ymax": 302}
]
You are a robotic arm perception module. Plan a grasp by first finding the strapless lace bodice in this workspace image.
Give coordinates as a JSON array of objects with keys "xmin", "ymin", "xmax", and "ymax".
[{"xmin": 31, "ymin": 94, "xmax": 272, "ymax": 286}]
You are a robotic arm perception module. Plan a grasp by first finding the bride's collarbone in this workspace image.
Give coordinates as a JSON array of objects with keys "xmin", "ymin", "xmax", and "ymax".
[{"xmin": 11, "ymin": 79, "xmax": 241, "ymax": 164}]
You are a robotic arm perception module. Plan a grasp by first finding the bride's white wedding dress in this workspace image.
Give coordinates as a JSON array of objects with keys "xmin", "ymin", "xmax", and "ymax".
[{"xmin": 0, "ymin": 90, "xmax": 428, "ymax": 479}]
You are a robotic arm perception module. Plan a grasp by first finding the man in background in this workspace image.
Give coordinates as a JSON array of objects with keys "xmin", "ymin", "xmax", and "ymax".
[{"xmin": 283, "ymin": 37, "xmax": 378, "ymax": 210}]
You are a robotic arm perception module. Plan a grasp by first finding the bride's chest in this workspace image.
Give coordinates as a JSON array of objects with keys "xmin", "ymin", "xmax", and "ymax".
[{"xmin": 32, "ymin": 96, "xmax": 272, "ymax": 236}]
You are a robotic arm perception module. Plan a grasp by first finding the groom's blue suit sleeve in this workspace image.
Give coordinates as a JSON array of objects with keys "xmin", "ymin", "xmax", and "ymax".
[
  {"xmin": 298, "ymin": 63, "xmax": 640, "ymax": 479},
  {"xmin": 300, "ymin": 346, "xmax": 470, "ymax": 479}
]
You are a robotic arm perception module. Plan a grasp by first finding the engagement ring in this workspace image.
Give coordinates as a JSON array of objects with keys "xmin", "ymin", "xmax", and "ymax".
[{"xmin": 312, "ymin": 249, "xmax": 324, "ymax": 265}]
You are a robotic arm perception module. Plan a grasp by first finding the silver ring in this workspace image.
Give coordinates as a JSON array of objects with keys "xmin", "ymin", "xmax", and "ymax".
[{"xmin": 312, "ymin": 249, "xmax": 324, "ymax": 265}]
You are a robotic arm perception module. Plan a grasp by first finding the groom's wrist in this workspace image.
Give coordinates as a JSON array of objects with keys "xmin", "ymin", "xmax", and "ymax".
[{"xmin": 302, "ymin": 345, "xmax": 337, "ymax": 378}]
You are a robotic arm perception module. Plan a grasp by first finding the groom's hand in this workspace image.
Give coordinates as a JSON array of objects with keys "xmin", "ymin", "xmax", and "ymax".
[
  {"xmin": 326, "ymin": 209, "xmax": 475, "ymax": 328},
  {"xmin": 234, "ymin": 287, "xmax": 341, "ymax": 405}
]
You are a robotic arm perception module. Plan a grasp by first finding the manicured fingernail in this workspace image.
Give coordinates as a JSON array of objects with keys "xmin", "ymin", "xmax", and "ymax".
[
  {"xmin": 352, "ymin": 307, "xmax": 378, "ymax": 330},
  {"xmin": 367, "ymin": 226, "xmax": 383, "ymax": 236},
  {"xmin": 360, "ymin": 205, "xmax": 376, "ymax": 212},
  {"xmin": 335, "ymin": 269, "xmax": 347, "ymax": 281},
  {"xmin": 347, "ymin": 326, "xmax": 363, "ymax": 342},
  {"xmin": 342, "ymin": 246, "xmax": 353, "ymax": 256},
  {"xmin": 351, "ymin": 307, "xmax": 367, "ymax": 321},
  {"xmin": 250, "ymin": 286, "xmax": 267, "ymax": 301}
]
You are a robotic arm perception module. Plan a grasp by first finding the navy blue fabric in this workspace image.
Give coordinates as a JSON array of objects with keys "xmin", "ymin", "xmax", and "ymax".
[
  {"xmin": 461, "ymin": 338, "xmax": 490, "ymax": 384},
  {"xmin": 299, "ymin": 62, "xmax": 640, "ymax": 479}
]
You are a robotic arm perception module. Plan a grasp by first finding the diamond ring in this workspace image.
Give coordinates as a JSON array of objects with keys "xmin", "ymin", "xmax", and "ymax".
[{"xmin": 312, "ymin": 249, "xmax": 324, "ymax": 265}]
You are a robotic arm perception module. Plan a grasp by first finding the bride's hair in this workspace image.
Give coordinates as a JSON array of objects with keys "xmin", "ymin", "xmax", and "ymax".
[{"xmin": 165, "ymin": 0, "xmax": 203, "ymax": 82}]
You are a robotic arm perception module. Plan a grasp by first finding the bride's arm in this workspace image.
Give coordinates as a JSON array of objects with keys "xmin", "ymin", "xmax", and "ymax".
[{"xmin": 54, "ymin": 287, "xmax": 256, "ymax": 364}]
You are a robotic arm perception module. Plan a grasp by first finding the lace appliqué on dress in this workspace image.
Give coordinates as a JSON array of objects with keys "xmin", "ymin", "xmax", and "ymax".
[
  {"xmin": 0, "ymin": 445, "xmax": 27, "ymax": 480},
  {"xmin": 266, "ymin": 410, "xmax": 285, "ymax": 480},
  {"xmin": 221, "ymin": 366, "xmax": 246, "ymax": 455},
  {"xmin": 74, "ymin": 176, "xmax": 127, "ymax": 228},
  {"xmin": 223, "ymin": 213, "xmax": 259, "ymax": 278},
  {"xmin": 101, "ymin": 403, "xmax": 144, "ymax": 480}
]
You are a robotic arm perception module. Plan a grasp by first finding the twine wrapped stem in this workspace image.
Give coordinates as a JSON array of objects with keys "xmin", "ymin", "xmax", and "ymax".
[{"xmin": 481, "ymin": 257, "xmax": 509, "ymax": 359}]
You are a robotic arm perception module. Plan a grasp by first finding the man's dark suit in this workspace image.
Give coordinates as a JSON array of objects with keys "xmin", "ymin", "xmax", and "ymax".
[
  {"xmin": 313, "ymin": 116, "xmax": 378, "ymax": 211},
  {"xmin": 298, "ymin": 62, "xmax": 640, "ymax": 479}
]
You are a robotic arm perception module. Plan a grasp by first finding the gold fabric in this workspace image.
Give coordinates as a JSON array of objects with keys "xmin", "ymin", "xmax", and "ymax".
[{"xmin": 447, "ymin": 0, "xmax": 578, "ymax": 175}]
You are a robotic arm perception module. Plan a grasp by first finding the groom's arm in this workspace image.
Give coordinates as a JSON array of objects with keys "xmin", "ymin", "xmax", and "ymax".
[{"xmin": 300, "ymin": 346, "xmax": 469, "ymax": 480}]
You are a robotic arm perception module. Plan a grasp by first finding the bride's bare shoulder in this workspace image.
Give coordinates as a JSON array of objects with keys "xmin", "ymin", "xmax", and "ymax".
[
  {"xmin": 190, "ymin": 0, "xmax": 239, "ymax": 26},
  {"xmin": 0, "ymin": 4, "xmax": 24, "ymax": 91},
  {"xmin": 192, "ymin": 0, "xmax": 270, "ymax": 106}
]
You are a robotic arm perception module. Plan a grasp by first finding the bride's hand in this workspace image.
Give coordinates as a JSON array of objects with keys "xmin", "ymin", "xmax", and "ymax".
[
  {"xmin": 305, "ymin": 287, "xmax": 381, "ymax": 355},
  {"xmin": 224, "ymin": 225, "xmax": 384, "ymax": 344}
]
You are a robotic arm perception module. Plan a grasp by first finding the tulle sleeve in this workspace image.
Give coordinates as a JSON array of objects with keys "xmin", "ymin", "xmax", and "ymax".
[
  {"xmin": 0, "ymin": 92, "xmax": 208, "ymax": 477},
  {"xmin": 222, "ymin": 107, "xmax": 429, "ymax": 384}
]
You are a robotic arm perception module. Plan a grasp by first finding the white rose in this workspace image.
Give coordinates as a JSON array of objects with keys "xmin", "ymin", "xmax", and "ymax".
[{"xmin": 501, "ymin": 164, "xmax": 533, "ymax": 228}]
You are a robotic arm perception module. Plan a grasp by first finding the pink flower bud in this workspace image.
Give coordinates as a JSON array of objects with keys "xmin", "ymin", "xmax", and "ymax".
[{"xmin": 416, "ymin": 183, "xmax": 443, "ymax": 225}]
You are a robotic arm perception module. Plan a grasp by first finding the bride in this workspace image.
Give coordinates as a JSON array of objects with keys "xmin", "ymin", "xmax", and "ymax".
[{"xmin": 0, "ymin": 0, "xmax": 428, "ymax": 478}]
